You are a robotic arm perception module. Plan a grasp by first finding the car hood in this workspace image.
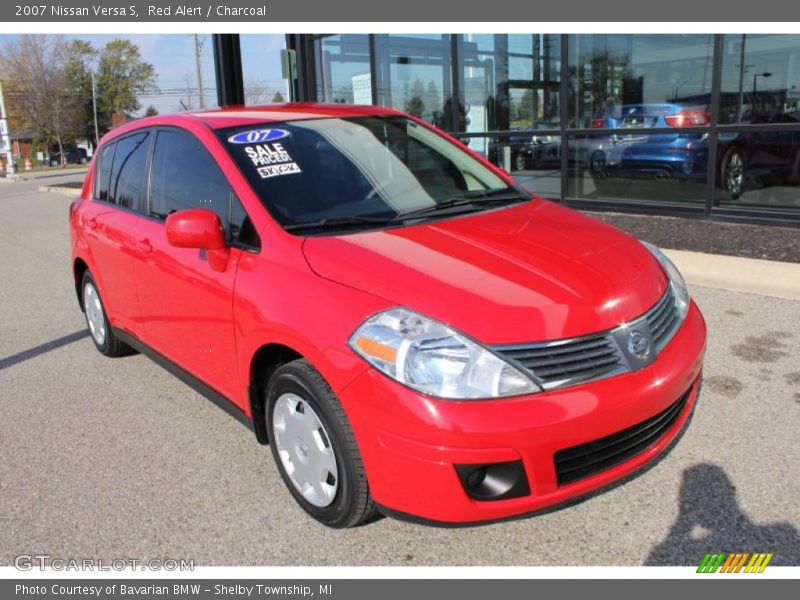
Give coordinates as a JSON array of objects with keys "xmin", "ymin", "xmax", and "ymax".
[{"xmin": 302, "ymin": 199, "xmax": 668, "ymax": 344}]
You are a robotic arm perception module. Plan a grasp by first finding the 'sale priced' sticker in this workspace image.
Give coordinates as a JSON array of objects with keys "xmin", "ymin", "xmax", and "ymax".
[{"xmin": 243, "ymin": 141, "xmax": 302, "ymax": 178}]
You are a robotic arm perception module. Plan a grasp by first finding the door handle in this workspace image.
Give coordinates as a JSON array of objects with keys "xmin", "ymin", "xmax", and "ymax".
[
  {"xmin": 85, "ymin": 216, "xmax": 97, "ymax": 230},
  {"xmin": 136, "ymin": 238, "xmax": 153, "ymax": 254}
]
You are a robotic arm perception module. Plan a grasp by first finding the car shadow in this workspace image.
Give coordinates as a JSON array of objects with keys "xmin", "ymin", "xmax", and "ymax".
[
  {"xmin": 0, "ymin": 330, "xmax": 90, "ymax": 371},
  {"xmin": 645, "ymin": 463, "xmax": 800, "ymax": 565}
]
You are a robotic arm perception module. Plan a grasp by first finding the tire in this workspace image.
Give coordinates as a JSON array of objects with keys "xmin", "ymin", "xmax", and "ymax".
[
  {"xmin": 79, "ymin": 157, "xmax": 88, "ymax": 165},
  {"xmin": 266, "ymin": 359, "xmax": 377, "ymax": 528},
  {"xmin": 720, "ymin": 146, "xmax": 745, "ymax": 199},
  {"xmin": 50, "ymin": 159, "xmax": 59, "ymax": 167},
  {"xmin": 514, "ymin": 152, "xmax": 527, "ymax": 172},
  {"xmin": 590, "ymin": 150, "xmax": 630, "ymax": 197},
  {"xmin": 81, "ymin": 271, "xmax": 133, "ymax": 357}
]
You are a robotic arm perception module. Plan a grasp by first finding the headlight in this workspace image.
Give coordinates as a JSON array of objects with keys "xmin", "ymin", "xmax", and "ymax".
[
  {"xmin": 349, "ymin": 308, "xmax": 540, "ymax": 399},
  {"xmin": 643, "ymin": 242, "xmax": 690, "ymax": 318}
]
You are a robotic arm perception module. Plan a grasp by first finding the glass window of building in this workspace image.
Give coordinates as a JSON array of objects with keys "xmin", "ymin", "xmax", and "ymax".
[
  {"xmin": 375, "ymin": 34, "xmax": 452, "ymax": 128},
  {"xmin": 720, "ymin": 34, "xmax": 800, "ymax": 125},
  {"xmin": 314, "ymin": 34, "xmax": 372, "ymax": 104},
  {"xmin": 457, "ymin": 34, "xmax": 561, "ymax": 185},
  {"xmin": 565, "ymin": 35, "xmax": 714, "ymax": 206},
  {"xmin": 240, "ymin": 35, "xmax": 289, "ymax": 104},
  {"xmin": 459, "ymin": 34, "xmax": 561, "ymax": 134},
  {"xmin": 568, "ymin": 35, "xmax": 714, "ymax": 129},
  {"xmin": 715, "ymin": 35, "xmax": 800, "ymax": 211}
]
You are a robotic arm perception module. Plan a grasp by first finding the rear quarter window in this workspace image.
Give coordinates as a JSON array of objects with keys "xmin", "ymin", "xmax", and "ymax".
[{"xmin": 94, "ymin": 143, "xmax": 115, "ymax": 201}]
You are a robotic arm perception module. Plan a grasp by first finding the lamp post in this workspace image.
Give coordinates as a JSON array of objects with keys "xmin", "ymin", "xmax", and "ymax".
[{"xmin": 753, "ymin": 72, "xmax": 772, "ymax": 113}]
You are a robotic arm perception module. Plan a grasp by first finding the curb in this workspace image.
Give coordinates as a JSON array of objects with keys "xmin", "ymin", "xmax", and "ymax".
[
  {"xmin": 664, "ymin": 249, "xmax": 800, "ymax": 301},
  {"xmin": 38, "ymin": 185, "xmax": 81, "ymax": 198}
]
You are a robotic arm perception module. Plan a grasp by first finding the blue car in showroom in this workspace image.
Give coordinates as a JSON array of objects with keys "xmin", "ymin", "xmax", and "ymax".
[
  {"xmin": 587, "ymin": 103, "xmax": 800, "ymax": 199},
  {"xmin": 586, "ymin": 104, "xmax": 710, "ymax": 195}
]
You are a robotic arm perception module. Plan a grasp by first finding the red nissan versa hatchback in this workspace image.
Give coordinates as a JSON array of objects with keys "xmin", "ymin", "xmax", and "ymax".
[{"xmin": 69, "ymin": 103, "xmax": 706, "ymax": 527}]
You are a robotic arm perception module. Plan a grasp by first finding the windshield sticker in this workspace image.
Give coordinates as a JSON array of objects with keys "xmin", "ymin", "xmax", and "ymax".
[
  {"xmin": 244, "ymin": 142, "xmax": 302, "ymax": 178},
  {"xmin": 245, "ymin": 142, "xmax": 292, "ymax": 166},
  {"xmin": 258, "ymin": 163, "xmax": 302, "ymax": 178},
  {"xmin": 228, "ymin": 128, "xmax": 290, "ymax": 144}
]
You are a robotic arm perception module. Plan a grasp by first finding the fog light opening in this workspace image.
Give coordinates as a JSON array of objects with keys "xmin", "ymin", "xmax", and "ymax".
[{"xmin": 455, "ymin": 460, "xmax": 530, "ymax": 501}]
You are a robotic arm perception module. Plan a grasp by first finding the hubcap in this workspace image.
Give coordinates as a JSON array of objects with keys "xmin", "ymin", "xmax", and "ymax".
[
  {"xmin": 272, "ymin": 393, "xmax": 338, "ymax": 508},
  {"xmin": 83, "ymin": 283, "xmax": 106, "ymax": 345},
  {"xmin": 726, "ymin": 152, "xmax": 743, "ymax": 196}
]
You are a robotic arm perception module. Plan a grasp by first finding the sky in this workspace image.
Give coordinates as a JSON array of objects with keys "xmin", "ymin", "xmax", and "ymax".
[{"xmin": 0, "ymin": 33, "xmax": 289, "ymax": 116}]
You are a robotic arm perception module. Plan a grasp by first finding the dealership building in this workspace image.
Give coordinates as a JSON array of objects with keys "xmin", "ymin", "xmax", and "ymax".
[{"xmin": 210, "ymin": 34, "xmax": 800, "ymax": 226}]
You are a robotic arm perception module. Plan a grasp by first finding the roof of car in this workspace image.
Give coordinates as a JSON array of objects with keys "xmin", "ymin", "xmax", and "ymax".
[
  {"xmin": 98, "ymin": 103, "xmax": 409, "ymax": 145},
  {"xmin": 185, "ymin": 102, "xmax": 404, "ymax": 130}
]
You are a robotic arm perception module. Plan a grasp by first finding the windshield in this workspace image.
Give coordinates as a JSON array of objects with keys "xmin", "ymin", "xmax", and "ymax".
[{"xmin": 216, "ymin": 116, "xmax": 521, "ymax": 232}]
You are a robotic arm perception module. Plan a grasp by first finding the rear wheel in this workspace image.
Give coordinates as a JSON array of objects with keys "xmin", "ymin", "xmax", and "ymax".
[
  {"xmin": 81, "ymin": 271, "xmax": 133, "ymax": 357},
  {"xmin": 266, "ymin": 359, "xmax": 376, "ymax": 528},
  {"xmin": 590, "ymin": 150, "xmax": 630, "ymax": 197},
  {"xmin": 720, "ymin": 146, "xmax": 745, "ymax": 199}
]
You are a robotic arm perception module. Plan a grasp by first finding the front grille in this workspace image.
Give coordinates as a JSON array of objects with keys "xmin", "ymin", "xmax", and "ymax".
[
  {"xmin": 554, "ymin": 386, "xmax": 692, "ymax": 486},
  {"xmin": 492, "ymin": 286, "xmax": 682, "ymax": 390},
  {"xmin": 494, "ymin": 335, "xmax": 624, "ymax": 389},
  {"xmin": 646, "ymin": 285, "xmax": 680, "ymax": 349}
]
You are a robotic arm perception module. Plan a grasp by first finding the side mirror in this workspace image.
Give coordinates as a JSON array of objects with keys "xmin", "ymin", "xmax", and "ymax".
[{"xmin": 165, "ymin": 209, "xmax": 229, "ymax": 272}]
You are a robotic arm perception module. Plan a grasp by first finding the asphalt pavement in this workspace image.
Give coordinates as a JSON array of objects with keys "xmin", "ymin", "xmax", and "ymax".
[{"xmin": 1, "ymin": 174, "xmax": 799, "ymax": 566}]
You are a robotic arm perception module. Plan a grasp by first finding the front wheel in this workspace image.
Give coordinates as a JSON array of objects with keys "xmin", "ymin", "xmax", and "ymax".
[{"xmin": 266, "ymin": 359, "xmax": 376, "ymax": 528}]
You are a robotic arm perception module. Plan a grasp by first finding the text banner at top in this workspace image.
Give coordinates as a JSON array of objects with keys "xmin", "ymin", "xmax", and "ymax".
[{"xmin": 2, "ymin": 0, "xmax": 800, "ymax": 22}]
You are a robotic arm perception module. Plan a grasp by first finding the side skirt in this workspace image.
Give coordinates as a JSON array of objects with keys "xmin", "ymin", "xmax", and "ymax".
[{"xmin": 113, "ymin": 327, "xmax": 254, "ymax": 433}]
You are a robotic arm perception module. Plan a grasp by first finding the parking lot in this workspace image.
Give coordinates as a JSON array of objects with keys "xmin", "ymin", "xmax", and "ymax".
[{"xmin": 1, "ymin": 173, "xmax": 799, "ymax": 566}]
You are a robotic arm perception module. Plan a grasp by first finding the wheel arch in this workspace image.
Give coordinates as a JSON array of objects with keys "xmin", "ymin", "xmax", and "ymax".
[
  {"xmin": 73, "ymin": 257, "xmax": 90, "ymax": 311},
  {"xmin": 248, "ymin": 342, "xmax": 304, "ymax": 444}
]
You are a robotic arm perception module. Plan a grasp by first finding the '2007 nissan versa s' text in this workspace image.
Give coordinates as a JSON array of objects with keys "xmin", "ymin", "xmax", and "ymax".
[{"xmin": 69, "ymin": 103, "xmax": 706, "ymax": 527}]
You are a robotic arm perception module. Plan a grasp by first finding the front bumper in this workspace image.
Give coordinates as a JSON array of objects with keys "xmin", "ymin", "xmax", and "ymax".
[{"xmin": 338, "ymin": 300, "xmax": 706, "ymax": 524}]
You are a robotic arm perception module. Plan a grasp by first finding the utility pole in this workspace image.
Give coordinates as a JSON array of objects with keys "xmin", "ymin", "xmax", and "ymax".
[
  {"xmin": 91, "ymin": 71, "xmax": 100, "ymax": 149},
  {"xmin": 193, "ymin": 34, "xmax": 206, "ymax": 109},
  {"xmin": 0, "ymin": 83, "xmax": 17, "ymax": 177}
]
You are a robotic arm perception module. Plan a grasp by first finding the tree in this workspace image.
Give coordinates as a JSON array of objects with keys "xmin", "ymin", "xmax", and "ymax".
[
  {"xmin": 517, "ymin": 89, "xmax": 534, "ymax": 123},
  {"xmin": 0, "ymin": 34, "xmax": 82, "ymax": 162},
  {"xmin": 144, "ymin": 105, "xmax": 159, "ymax": 117},
  {"xmin": 63, "ymin": 39, "xmax": 98, "ymax": 145},
  {"xmin": 271, "ymin": 91, "xmax": 285, "ymax": 103},
  {"xmin": 424, "ymin": 81, "xmax": 441, "ymax": 118},
  {"xmin": 95, "ymin": 39, "xmax": 156, "ymax": 129},
  {"xmin": 405, "ymin": 78, "xmax": 426, "ymax": 118}
]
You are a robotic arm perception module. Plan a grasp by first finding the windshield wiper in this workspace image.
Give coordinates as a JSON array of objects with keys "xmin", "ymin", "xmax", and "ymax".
[
  {"xmin": 283, "ymin": 215, "xmax": 399, "ymax": 233},
  {"xmin": 400, "ymin": 192, "xmax": 529, "ymax": 219}
]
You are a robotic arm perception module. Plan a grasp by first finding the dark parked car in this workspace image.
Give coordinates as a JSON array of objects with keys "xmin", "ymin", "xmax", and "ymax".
[
  {"xmin": 49, "ymin": 147, "xmax": 88, "ymax": 167},
  {"xmin": 716, "ymin": 110, "xmax": 800, "ymax": 199},
  {"xmin": 487, "ymin": 131, "xmax": 534, "ymax": 171}
]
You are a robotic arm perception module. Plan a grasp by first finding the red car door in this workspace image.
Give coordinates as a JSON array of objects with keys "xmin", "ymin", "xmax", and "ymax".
[
  {"xmin": 131, "ymin": 128, "xmax": 244, "ymax": 405},
  {"xmin": 81, "ymin": 133, "xmax": 151, "ymax": 333}
]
